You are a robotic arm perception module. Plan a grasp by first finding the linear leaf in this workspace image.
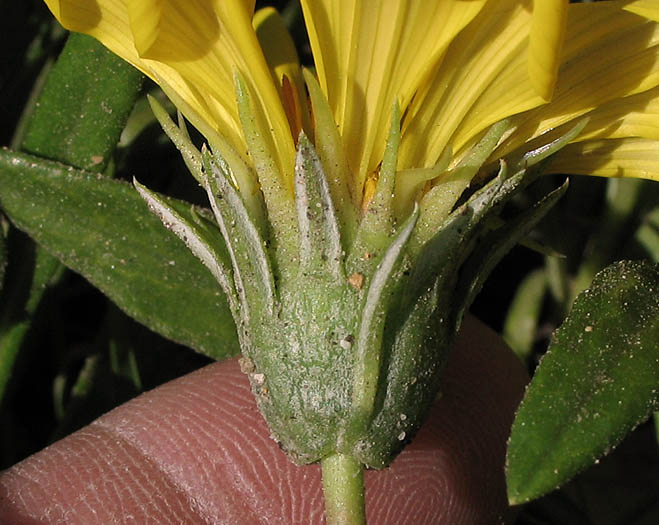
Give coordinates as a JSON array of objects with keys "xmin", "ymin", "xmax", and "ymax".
[
  {"xmin": 21, "ymin": 33, "xmax": 143, "ymax": 172},
  {"xmin": 503, "ymin": 269, "xmax": 548, "ymax": 361},
  {"xmin": 0, "ymin": 232, "xmax": 5, "ymax": 291}
]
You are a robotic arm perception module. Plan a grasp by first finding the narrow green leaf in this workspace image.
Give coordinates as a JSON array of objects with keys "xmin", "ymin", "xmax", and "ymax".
[
  {"xmin": 503, "ymin": 269, "xmax": 547, "ymax": 361},
  {"xmin": 636, "ymin": 206, "xmax": 659, "ymax": 263},
  {"xmin": 506, "ymin": 260, "xmax": 659, "ymax": 504},
  {"xmin": 0, "ymin": 323, "xmax": 29, "ymax": 402},
  {"xmin": 21, "ymin": 33, "xmax": 143, "ymax": 172},
  {"xmin": 0, "ymin": 235, "xmax": 66, "ymax": 402},
  {"xmin": 0, "ymin": 149, "xmax": 239, "ymax": 360}
]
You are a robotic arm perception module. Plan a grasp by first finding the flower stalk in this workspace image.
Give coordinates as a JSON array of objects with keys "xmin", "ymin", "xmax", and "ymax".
[{"xmin": 321, "ymin": 453, "xmax": 366, "ymax": 525}]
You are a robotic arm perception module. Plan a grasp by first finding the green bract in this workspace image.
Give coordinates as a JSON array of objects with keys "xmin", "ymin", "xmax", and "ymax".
[{"xmin": 137, "ymin": 90, "xmax": 575, "ymax": 468}]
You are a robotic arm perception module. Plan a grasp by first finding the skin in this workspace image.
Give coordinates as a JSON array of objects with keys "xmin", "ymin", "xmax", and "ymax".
[{"xmin": 0, "ymin": 316, "xmax": 528, "ymax": 524}]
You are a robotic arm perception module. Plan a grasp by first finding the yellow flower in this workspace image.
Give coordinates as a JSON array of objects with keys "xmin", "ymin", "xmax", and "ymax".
[
  {"xmin": 41, "ymin": 5, "xmax": 659, "ymax": 517},
  {"xmin": 45, "ymin": 0, "xmax": 659, "ymax": 220}
]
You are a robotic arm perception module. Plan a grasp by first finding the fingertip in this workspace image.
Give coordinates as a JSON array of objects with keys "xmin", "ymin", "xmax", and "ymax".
[
  {"xmin": 1, "ymin": 316, "xmax": 526, "ymax": 524},
  {"xmin": 364, "ymin": 316, "xmax": 528, "ymax": 523}
]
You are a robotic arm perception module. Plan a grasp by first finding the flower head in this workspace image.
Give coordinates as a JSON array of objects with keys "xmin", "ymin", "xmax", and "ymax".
[{"xmin": 44, "ymin": 0, "xmax": 659, "ymax": 476}]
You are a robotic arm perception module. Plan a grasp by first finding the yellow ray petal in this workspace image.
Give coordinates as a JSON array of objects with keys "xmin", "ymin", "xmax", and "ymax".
[
  {"xmin": 160, "ymin": 0, "xmax": 294, "ymax": 184},
  {"xmin": 153, "ymin": 68, "xmax": 245, "ymax": 159},
  {"xmin": 546, "ymin": 138, "xmax": 659, "ymax": 181},
  {"xmin": 44, "ymin": 0, "xmax": 150, "ymax": 76},
  {"xmin": 400, "ymin": 0, "xmax": 659, "ymax": 179},
  {"xmin": 43, "ymin": 0, "xmax": 241, "ymax": 148},
  {"xmin": 213, "ymin": 0, "xmax": 296, "ymax": 181},
  {"xmin": 577, "ymin": 86, "xmax": 659, "ymax": 142},
  {"xmin": 623, "ymin": 0, "xmax": 659, "ymax": 22},
  {"xmin": 528, "ymin": 0, "xmax": 568, "ymax": 101},
  {"xmin": 124, "ymin": 0, "xmax": 219, "ymax": 62},
  {"xmin": 399, "ymin": 0, "xmax": 538, "ymax": 171},
  {"xmin": 496, "ymin": 2, "xmax": 659, "ymax": 159},
  {"xmin": 502, "ymin": 85, "xmax": 659, "ymax": 162},
  {"xmin": 44, "ymin": 0, "xmax": 295, "ymax": 185},
  {"xmin": 122, "ymin": 2, "xmax": 240, "ymax": 138},
  {"xmin": 300, "ymin": 0, "xmax": 486, "ymax": 194}
]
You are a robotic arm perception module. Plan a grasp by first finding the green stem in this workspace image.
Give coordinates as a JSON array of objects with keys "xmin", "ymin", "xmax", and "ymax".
[{"xmin": 321, "ymin": 453, "xmax": 366, "ymax": 525}]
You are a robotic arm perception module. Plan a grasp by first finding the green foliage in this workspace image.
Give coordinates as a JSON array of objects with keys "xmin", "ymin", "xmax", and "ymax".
[
  {"xmin": 507, "ymin": 260, "xmax": 659, "ymax": 504},
  {"xmin": 0, "ymin": 149, "xmax": 238, "ymax": 359},
  {"xmin": 0, "ymin": 18, "xmax": 230, "ymax": 467},
  {"xmin": 0, "ymin": 30, "xmax": 144, "ymax": 408},
  {"xmin": 1, "ymin": 5, "xmax": 658, "ymax": 522},
  {"xmin": 503, "ymin": 269, "xmax": 547, "ymax": 361},
  {"xmin": 21, "ymin": 33, "xmax": 143, "ymax": 172}
]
